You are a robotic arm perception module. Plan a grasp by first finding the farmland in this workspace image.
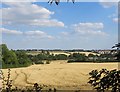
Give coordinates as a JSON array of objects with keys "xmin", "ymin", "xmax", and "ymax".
[{"xmin": 1, "ymin": 62, "xmax": 118, "ymax": 90}]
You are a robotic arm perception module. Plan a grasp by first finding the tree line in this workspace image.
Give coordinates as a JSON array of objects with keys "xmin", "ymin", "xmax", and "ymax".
[{"xmin": 0, "ymin": 44, "xmax": 118, "ymax": 68}]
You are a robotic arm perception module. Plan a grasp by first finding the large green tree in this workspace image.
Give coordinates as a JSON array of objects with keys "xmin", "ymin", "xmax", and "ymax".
[
  {"xmin": 15, "ymin": 51, "xmax": 32, "ymax": 66},
  {"xmin": 69, "ymin": 53, "xmax": 87, "ymax": 61},
  {"xmin": 1, "ymin": 44, "xmax": 32, "ymax": 68},
  {"xmin": 1, "ymin": 44, "xmax": 18, "ymax": 67}
]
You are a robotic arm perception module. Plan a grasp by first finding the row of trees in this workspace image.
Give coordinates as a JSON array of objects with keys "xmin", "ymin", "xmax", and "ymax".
[
  {"xmin": 28, "ymin": 52, "xmax": 92, "ymax": 63},
  {"xmin": 28, "ymin": 51, "xmax": 115, "ymax": 64},
  {"xmin": 0, "ymin": 43, "xmax": 119, "ymax": 68}
]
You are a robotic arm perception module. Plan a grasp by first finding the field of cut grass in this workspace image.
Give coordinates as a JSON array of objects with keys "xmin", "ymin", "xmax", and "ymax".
[
  {"xmin": 1, "ymin": 62, "xmax": 118, "ymax": 90},
  {"xmin": 49, "ymin": 51, "xmax": 70, "ymax": 56},
  {"xmin": 69, "ymin": 52, "xmax": 100, "ymax": 56}
]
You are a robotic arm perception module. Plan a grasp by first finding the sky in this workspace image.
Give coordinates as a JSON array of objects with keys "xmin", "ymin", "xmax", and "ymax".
[{"xmin": 0, "ymin": 1, "xmax": 119, "ymax": 50}]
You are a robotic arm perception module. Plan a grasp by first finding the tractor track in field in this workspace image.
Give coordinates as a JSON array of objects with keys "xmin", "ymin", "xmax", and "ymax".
[
  {"xmin": 12, "ymin": 70, "xmax": 19, "ymax": 86},
  {"xmin": 20, "ymin": 70, "xmax": 35, "ymax": 85}
]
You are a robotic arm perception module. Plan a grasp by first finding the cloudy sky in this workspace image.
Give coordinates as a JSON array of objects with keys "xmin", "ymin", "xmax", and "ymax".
[{"xmin": 0, "ymin": 1, "xmax": 118, "ymax": 50}]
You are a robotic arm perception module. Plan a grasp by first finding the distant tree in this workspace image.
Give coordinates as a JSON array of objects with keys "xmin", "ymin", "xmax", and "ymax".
[
  {"xmin": 15, "ymin": 51, "xmax": 32, "ymax": 66},
  {"xmin": 48, "ymin": 54, "xmax": 55, "ymax": 60},
  {"xmin": 37, "ymin": 54, "xmax": 47, "ymax": 60},
  {"xmin": 88, "ymin": 54, "xmax": 96, "ymax": 61},
  {"xmin": 88, "ymin": 54, "xmax": 95, "ymax": 57},
  {"xmin": 54, "ymin": 54, "xmax": 67, "ymax": 60},
  {"xmin": 69, "ymin": 53, "xmax": 87, "ymax": 61},
  {"xmin": 1, "ymin": 44, "xmax": 9, "ymax": 58},
  {"xmin": 46, "ymin": 51, "xmax": 50, "ymax": 55},
  {"xmin": 41, "ymin": 50, "xmax": 45, "ymax": 54},
  {"xmin": 7, "ymin": 51, "xmax": 18, "ymax": 65}
]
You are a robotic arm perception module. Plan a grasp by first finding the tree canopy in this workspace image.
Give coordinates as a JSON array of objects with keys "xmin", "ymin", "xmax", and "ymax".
[{"xmin": 1, "ymin": 44, "xmax": 32, "ymax": 68}]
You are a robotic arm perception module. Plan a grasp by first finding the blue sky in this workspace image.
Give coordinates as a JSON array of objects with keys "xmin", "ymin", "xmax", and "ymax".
[{"xmin": 1, "ymin": 1, "xmax": 118, "ymax": 50}]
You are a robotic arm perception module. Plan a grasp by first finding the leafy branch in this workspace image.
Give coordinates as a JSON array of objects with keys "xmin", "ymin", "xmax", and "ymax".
[
  {"xmin": 48, "ymin": 0, "xmax": 75, "ymax": 5},
  {"xmin": 88, "ymin": 69, "xmax": 120, "ymax": 92}
]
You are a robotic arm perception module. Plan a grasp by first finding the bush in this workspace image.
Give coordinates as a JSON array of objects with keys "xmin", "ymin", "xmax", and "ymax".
[
  {"xmin": 34, "ymin": 61, "xmax": 44, "ymax": 64},
  {"xmin": 67, "ymin": 59, "xmax": 76, "ymax": 63},
  {"xmin": 46, "ymin": 61, "xmax": 50, "ymax": 64},
  {"xmin": 88, "ymin": 69, "xmax": 120, "ymax": 92},
  {"xmin": 67, "ymin": 59, "xmax": 91, "ymax": 63}
]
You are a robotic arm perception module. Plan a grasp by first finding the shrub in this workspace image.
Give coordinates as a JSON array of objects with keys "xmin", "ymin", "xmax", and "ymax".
[
  {"xmin": 46, "ymin": 61, "xmax": 50, "ymax": 64},
  {"xmin": 35, "ymin": 61, "xmax": 44, "ymax": 64},
  {"xmin": 0, "ymin": 69, "xmax": 12, "ymax": 92},
  {"xmin": 33, "ymin": 83, "xmax": 42, "ymax": 92},
  {"xmin": 88, "ymin": 69, "xmax": 120, "ymax": 92}
]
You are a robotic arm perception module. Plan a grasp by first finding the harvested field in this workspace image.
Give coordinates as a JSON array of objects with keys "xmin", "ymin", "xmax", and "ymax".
[
  {"xmin": 26, "ymin": 51, "xmax": 100, "ymax": 56},
  {"xmin": 1, "ymin": 62, "xmax": 118, "ymax": 90}
]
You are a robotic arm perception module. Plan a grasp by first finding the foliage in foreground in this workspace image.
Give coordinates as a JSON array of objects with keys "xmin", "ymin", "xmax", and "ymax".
[
  {"xmin": 112, "ymin": 43, "xmax": 120, "ymax": 60},
  {"xmin": 1, "ymin": 68, "xmax": 120, "ymax": 92},
  {"xmin": 48, "ymin": 0, "xmax": 75, "ymax": 5},
  {"xmin": 88, "ymin": 69, "xmax": 120, "ymax": 92},
  {"xmin": 0, "ymin": 69, "xmax": 57, "ymax": 92}
]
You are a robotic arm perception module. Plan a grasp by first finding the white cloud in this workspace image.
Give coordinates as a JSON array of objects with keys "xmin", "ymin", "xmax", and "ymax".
[
  {"xmin": 112, "ymin": 17, "xmax": 120, "ymax": 23},
  {"xmin": 0, "ymin": 28, "xmax": 23, "ymax": 35},
  {"xmin": 108, "ymin": 9, "xmax": 118, "ymax": 23},
  {"xmin": 113, "ymin": 18, "xmax": 118, "ymax": 22},
  {"xmin": 108, "ymin": 13, "xmax": 117, "ymax": 18},
  {"xmin": 99, "ymin": 0, "xmax": 118, "ymax": 8},
  {"xmin": 31, "ymin": 19, "xmax": 64, "ymax": 27},
  {"xmin": 0, "ymin": 27, "xmax": 54, "ymax": 39},
  {"xmin": 61, "ymin": 32, "xmax": 69, "ymax": 36},
  {"xmin": 72, "ymin": 22, "xmax": 107, "ymax": 36},
  {"xmin": 1, "ymin": 2, "xmax": 64, "ymax": 27},
  {"xmin": 24, "ymin": 30, "xmax": 46, "ymax": 36},
  {"xmin": 24, "ymin": 30, "xmax": 54, "ymax": 39}
]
